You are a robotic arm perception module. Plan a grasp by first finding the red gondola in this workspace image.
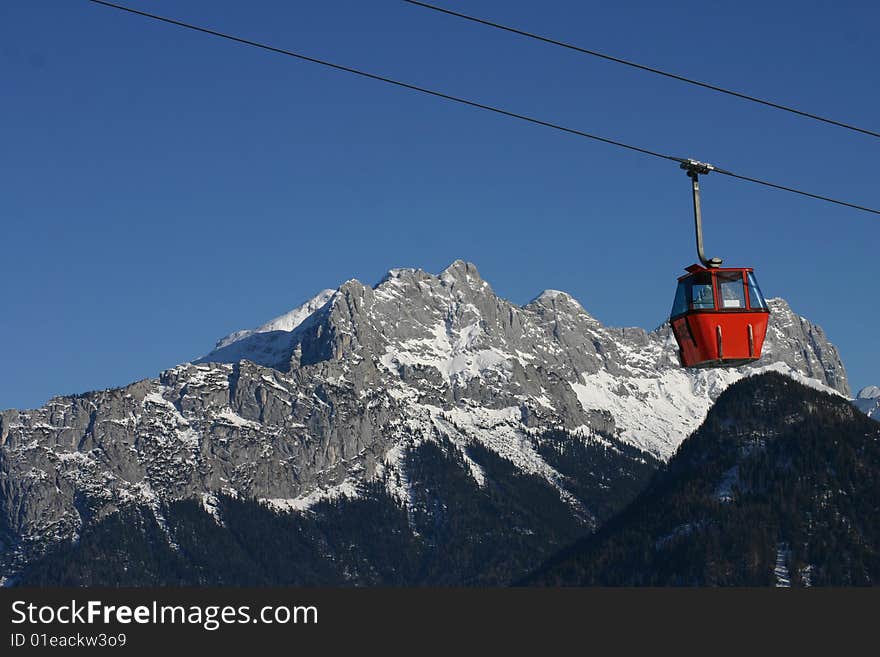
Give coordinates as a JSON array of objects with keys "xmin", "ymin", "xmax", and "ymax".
[{"xmin": 670, "ymin": 160, "xmax": 771, "ymax": 368}]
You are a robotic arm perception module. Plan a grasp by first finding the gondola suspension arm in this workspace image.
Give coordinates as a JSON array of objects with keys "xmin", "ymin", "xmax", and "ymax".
[{"xmin": 682, "ymin": 159, "xmax": 723, "ymax": 268}]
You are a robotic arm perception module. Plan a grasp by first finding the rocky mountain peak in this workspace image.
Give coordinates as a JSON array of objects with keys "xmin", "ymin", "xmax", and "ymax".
[
  {"xmin": 762, "ymin": 298, "xmax": 850, "ymax": 395},
  {"xmin": 378, "ymin": 266, "xmax": 432, "ymax": 286},
  {"xmin": 526, "ymin": 289, "xmax": 598, "ymax": 324},
  {"xmin": 212, "ymin": 288, "xmax": 337, "ymax": 352},
  {"xmin": 439, "ymin": 259, "xmax": 490, "ymax": 291},
  {"xmin": 857, "ymin": 386, "xmax": 880, "ymax": 399},
  {"xmin": 854, "ymin": 385, "xmax": 880, "ymax": 421}
]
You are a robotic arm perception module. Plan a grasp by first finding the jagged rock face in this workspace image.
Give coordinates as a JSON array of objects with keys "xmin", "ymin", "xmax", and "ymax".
[
  {"xmin": 761, "ymin": 298, "xmax": 850, "ymax": 396},
  {"xmin": 0, "ymin": 260, "xmax": 849, "ymax": 579}
]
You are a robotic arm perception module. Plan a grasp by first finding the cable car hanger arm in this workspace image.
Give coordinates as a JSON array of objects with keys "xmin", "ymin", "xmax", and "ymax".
[{"xmin": 681, "ymin": 159, "xmax": 722, "ymax": 268}]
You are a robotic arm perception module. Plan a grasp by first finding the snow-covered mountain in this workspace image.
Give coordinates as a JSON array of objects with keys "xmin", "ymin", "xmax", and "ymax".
[
  {"xmin": 0, "ymin": 260, "xmax": 850, "ymax": 581},
  {"xmin": 197, "ymin": 260, "xmax": 848, "ymax": 458},
  {"xmin": 854, "ymin": 386, "xmax": 880, "ymax": 420}
]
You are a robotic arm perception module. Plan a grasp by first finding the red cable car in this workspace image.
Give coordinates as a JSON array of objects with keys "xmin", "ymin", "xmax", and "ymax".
[
  {"xmin": 671, "ymin": 264, "xmax": 770, "ymax": 367},
  {"xmin": 670, "ymin": 160, "xmax": 771, "ymax": 368}
]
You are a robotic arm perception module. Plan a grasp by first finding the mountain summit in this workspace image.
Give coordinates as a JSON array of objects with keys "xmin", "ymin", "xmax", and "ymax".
[
  {"xmin": 194, "ymin": 259, "xmax": 847, "ymax": 455},
  {"xmin": 0, "ymin": 261, "xmax": 850, "ymax": 583}
]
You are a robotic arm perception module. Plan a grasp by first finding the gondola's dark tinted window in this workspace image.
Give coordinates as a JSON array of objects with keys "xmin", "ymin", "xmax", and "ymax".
[
  {"xmin": 689, "ymin": 273, "xmax": 715, "ymax": 310},
  {"xmin": 717, "ymin": 271, "xmax": 746, "ymax": 309},
  {"xmin": 747, "ymin": 272, "xmax": 768, "ymax": 310},
  {"xmin": 671, "ymin": 281, "xmax": 688, "ymax": 317}
]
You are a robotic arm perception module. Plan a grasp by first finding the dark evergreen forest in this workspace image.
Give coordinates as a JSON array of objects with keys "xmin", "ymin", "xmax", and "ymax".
[{"xmin": 526, "ymin": 373, "xmax": 880, "ymax": 586}]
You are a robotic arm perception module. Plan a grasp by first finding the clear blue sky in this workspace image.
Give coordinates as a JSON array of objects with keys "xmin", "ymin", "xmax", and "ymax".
[{"xmin": 2, "ymin": 0, "xmax": 877, "ymax": 409}]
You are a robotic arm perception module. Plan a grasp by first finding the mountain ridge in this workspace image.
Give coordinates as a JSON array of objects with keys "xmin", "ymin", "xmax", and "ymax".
[{"xmin": 0, "ymin": 260, "xmax": 851, "ymax": 582}]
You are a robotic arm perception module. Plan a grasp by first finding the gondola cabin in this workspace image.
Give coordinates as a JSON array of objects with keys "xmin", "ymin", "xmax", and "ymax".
[{"xmin": 670, "ymin": 264, "xmax": 770, "ymax": 368}]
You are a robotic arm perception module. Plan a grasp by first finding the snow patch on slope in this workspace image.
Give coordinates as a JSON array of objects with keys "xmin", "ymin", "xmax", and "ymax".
[
  {"xmin": 571, "ymin": 362, "xmax": 843, "ymax": 458},
  {"xmin": 201, "ymin": 493, "xmax": 224, "ymax": 526},
  {"xmin": 774, "ymin": 543, "xmax": 792, "ymax": 587},
  {"xmin": 426, "ymin": 404, "xmax": 590, "ymax": 520},
  {"xmin": 379, "ymin": 321, "xmax": 513, "ymax": 384},
  {"xmin": 262, "ymin": 479, "xmax": 360, "ymax": 513},
  {"xmin": 213, "ymin": 407, "xmax": 261, "ymax": 429}
]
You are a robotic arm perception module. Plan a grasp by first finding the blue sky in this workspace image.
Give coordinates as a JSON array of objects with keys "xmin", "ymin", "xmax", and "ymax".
[{"xmin": 2, "ymin": 0, "xmax": 877, "ymax": 409}]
